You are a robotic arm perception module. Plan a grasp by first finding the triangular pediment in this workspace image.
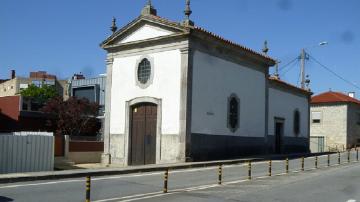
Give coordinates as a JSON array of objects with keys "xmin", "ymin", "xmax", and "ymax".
[
  {"xmin": 101, "ymin": 16, "xmax": 188, "ymax": 48},
  {"xmin": 119, "ymin": 24, "xmax": 174, "ymax": 44}
]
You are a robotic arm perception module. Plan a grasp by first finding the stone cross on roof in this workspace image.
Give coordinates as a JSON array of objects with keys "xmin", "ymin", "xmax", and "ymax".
[{"xmin": 141, "ymin": 0, "xmax": 157, "ymax": 16}]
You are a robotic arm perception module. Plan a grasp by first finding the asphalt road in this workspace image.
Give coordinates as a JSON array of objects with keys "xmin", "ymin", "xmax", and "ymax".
[{"xmin": 0, "ymin": 151, "xmax": 358, "ymax": 202}]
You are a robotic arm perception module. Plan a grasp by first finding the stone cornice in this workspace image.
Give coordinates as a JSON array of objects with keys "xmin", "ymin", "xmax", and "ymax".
[{"xmin": 104, "ymin": 33, "xmax": 189, "ymax": 54}]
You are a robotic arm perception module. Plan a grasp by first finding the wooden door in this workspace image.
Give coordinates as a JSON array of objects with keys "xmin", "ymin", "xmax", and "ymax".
[
  {"xmin": 275, "ymin": 122, "xmax": 283, "ymax": 154},
  {"xmin": 130, "ymin": 103, "xmax": 157, "ymax": 165}
]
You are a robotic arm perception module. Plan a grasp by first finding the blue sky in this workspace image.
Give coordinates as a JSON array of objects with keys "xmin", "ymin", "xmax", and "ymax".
[{"xmin": 1, "ymin": 0, "xmax": 359, "ymax": 96}]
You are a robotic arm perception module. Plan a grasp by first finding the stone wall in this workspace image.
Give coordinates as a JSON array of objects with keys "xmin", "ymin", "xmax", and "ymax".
[{"xmin": 310, "ymin": 104, "xmax": 347, "ymax": 150}]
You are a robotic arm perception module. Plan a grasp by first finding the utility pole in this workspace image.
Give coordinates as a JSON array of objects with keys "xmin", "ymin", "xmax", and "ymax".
[{"xmin": 300, "ymin": 48, "xmax": 306, "ymax": 89}]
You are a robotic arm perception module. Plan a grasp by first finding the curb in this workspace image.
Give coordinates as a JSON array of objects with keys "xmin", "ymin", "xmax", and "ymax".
[{"xmin": 0, "ymin": 152, "xmax": 330, "ymax": 184}]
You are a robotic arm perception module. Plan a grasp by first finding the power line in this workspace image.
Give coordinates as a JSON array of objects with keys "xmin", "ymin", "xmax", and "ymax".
[
  {"xmin": 278, "ymin": 57, "xmax": 298, "ymax": 72},
  {"xmin": 280, "ymin": 59, "xmax": 299, "ymax": 77},
  {"xmin": 308, "ymin": 54, "xmax": 360, "ymax": 91}
]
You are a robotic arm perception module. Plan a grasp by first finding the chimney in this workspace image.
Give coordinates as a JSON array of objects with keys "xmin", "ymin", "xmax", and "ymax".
[
  {"xmin": 348, "ymin": 92, "xmax": 355, "ymax": 98},
  {"xmin": 11, "ymin": 70, "xmax": 15, "ymax": 79}
]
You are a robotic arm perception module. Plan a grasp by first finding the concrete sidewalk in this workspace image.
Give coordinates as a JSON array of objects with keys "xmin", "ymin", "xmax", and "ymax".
[{"xmin": 0, "ymin": 152, "xmax": 326, "ymax": 184}]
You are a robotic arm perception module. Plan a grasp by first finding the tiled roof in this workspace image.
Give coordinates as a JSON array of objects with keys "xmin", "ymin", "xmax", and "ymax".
[
  {"xmin": 268, "ymin": 76, "xmax": 311, "ymax": 95},
  {"xmin": 193, "ymin": 26, "xmax": 275, "ymax": 63},
  {"xmin": 102, "ymin": 14, "xmax": 276, "ymax": 64},
  {"xmin": 311, "ymin": 91, "xmax": 360, "ymax": 105}
]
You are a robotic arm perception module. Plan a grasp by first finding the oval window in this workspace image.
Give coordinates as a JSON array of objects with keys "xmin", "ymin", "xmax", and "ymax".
[{"xmin": 137, "ymin": 58, "xmax": 151, "ymax": 84}]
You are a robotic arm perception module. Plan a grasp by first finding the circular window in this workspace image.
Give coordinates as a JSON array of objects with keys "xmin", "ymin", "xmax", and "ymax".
[{"xmin": 137, "ymin": 58, "xmax": 151, "ymax": 84}]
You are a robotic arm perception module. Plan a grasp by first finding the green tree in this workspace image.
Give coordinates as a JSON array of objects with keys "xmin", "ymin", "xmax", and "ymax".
[{"xmin": 21, "ymin": 84, "xmax": 58, "ymax": 106}]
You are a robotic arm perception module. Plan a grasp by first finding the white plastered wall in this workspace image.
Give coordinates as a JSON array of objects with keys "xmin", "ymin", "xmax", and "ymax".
[
  {"xmin": 191, "ymin": 50, "xmax": 266, "ymax": 137},
  {"xmin": 109, "ymin": 49, "xmax": 182, "ymax": 163},
  {"xmin": 119, "ymin": 24, "xmax": 173, "ymax": 44},
  {"xmin": 268, "ymin": 87, "xmax": 309, "ymax": 138}
]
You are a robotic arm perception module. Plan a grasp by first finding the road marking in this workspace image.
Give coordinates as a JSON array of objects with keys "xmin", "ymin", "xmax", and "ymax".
[
  {"xmin": 256, "ymin": 176, "xmax": 269, "ymax": 179},
  {"xmin": 94, "ymin": 191, "xmax": 163, "ymax": 202},
  {"xmin": 347, "ymin": 200, "xmax": 356, "ymax": 202},
  {"xmin": 0, "ymin": 179, "xmax": 84, "ymax": 189},
  {"xmin": 93, "ymin": 184, "xmax": 219, "ymax": 202},
  {"xmin": 94, "ymin": 172, "xmax": 163, "ymax": 180},
  {"xmin": 119, "ymin": 192, "xmax": 174, "ymax": 202},
  {"xmin": 223, "ymin": 179, "xmax": 248, "ymax": 185}
]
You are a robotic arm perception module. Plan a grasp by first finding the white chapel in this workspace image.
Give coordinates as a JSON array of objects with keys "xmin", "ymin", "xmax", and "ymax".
[{"xmin": 101, "ymin": 1, "xmax": 311, "ymax": 166}]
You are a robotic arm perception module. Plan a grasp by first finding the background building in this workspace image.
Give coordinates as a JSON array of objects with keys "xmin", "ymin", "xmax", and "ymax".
[
  {"xmin": 0, "ymin": 70, "xmax": 68, "ymax": 132},
  {"xmin": 0, "ymin": 70, "xmax": 69, "ymax": 100},
  {"xmin": 0, "ymin": 95, "xmax": 51, "ymax": 132},
  {"xmin": 310, "ymin": 91, "xmax": 360, "ymax": 152},
  {"xmin": 70, "ymin": 74, "xmax": 106, "ymax": 138},
  {"xmin": 70, "ymin": 74, "xmax": 106, "ymax": 115}
]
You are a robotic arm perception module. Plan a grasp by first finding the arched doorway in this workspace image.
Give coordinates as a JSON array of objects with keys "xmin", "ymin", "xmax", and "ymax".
[{"xmin": 129, "ymin": 102, "xmax": 157, "ymax": 165}]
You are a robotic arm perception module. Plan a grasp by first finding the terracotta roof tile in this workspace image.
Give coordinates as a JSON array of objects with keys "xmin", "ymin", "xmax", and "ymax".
[
  {"xmin": 147, "ymin": 15, "xmax": 276, "ymax": 63},
  {"xmin": 268, "ymin": 76, "xmax": 311, "ymax": 95},
  {"xmin": 311, "ymin": 91, "xmax": 360, "ymax": 105},
  {"xmin": 193, "ymin": 26, "xmax": 275, "ymax": 63}
]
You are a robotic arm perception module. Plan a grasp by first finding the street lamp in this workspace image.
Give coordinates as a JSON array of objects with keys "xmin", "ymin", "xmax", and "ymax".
[{"xmin": 300, "ymin": 41, "xmax": 328, "ymax": 89}]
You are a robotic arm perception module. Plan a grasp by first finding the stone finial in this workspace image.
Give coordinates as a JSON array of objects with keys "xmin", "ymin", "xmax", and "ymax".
[
  {"xmin": 262, "ymin": 40, "xmax": 269, "ymax": 54},
  {"xmin": 274, "ymin": 60, "xmax": 280, "ymax": 79},
  {"xmin": 110, "ymin": 17, "xmax": 117, "ymax": 34},
  {"xmin": 141, "ymin": 0, "xmax": 157, "ymax": 16},
  {"xmin": 182, "ymin": 0, "xmax": 194, "ymax": 26}
]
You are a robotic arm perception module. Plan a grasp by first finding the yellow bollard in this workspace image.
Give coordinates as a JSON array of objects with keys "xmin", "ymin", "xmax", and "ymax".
[
  {"xmin": 327, "ymin": 154, "xmax": 330, "ymax": 167},
  {"xmin": 301, "ymin": 157, "xmax": 305, "ymax": 171},
  {"xmin": 163, "ymin": 168, "xmax": 169, "ymax": 193},
  {"xmin": 218, "ymin": 164, "xmax": 222, "ymax": 185},
  {"xmin": 338, "ymin": 152, "xmax": 341, "ymax": 165},
  {"xmin": 85, "ymin": 176, "xmax": 91, "ymax": 202},
  {"xmin": 315, "ymin": 156, "xmax": 318, "ymax": 169},
  {"xmin": 285, "ymin": 158, "xmax": 289, "ymax": 174},
  {"xmin": 268, "ymin": 160, "xmax": 272, "ymax": 177},
  {"xmin": 248, "ymin": 161, "xmax": 252, "ymax": 180}
]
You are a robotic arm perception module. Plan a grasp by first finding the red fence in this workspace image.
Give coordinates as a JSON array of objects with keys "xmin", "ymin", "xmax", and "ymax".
[
  {"xmin": 54, "ymin": 135, "xmax": 103, "ymax": 157},
  {"xmin": 69, "ymin": 141, "xmax": 104, "ymax": 152},
  {"xmin": 55, "ymin": 136, "xmax": 64, "ymax": 157}
]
